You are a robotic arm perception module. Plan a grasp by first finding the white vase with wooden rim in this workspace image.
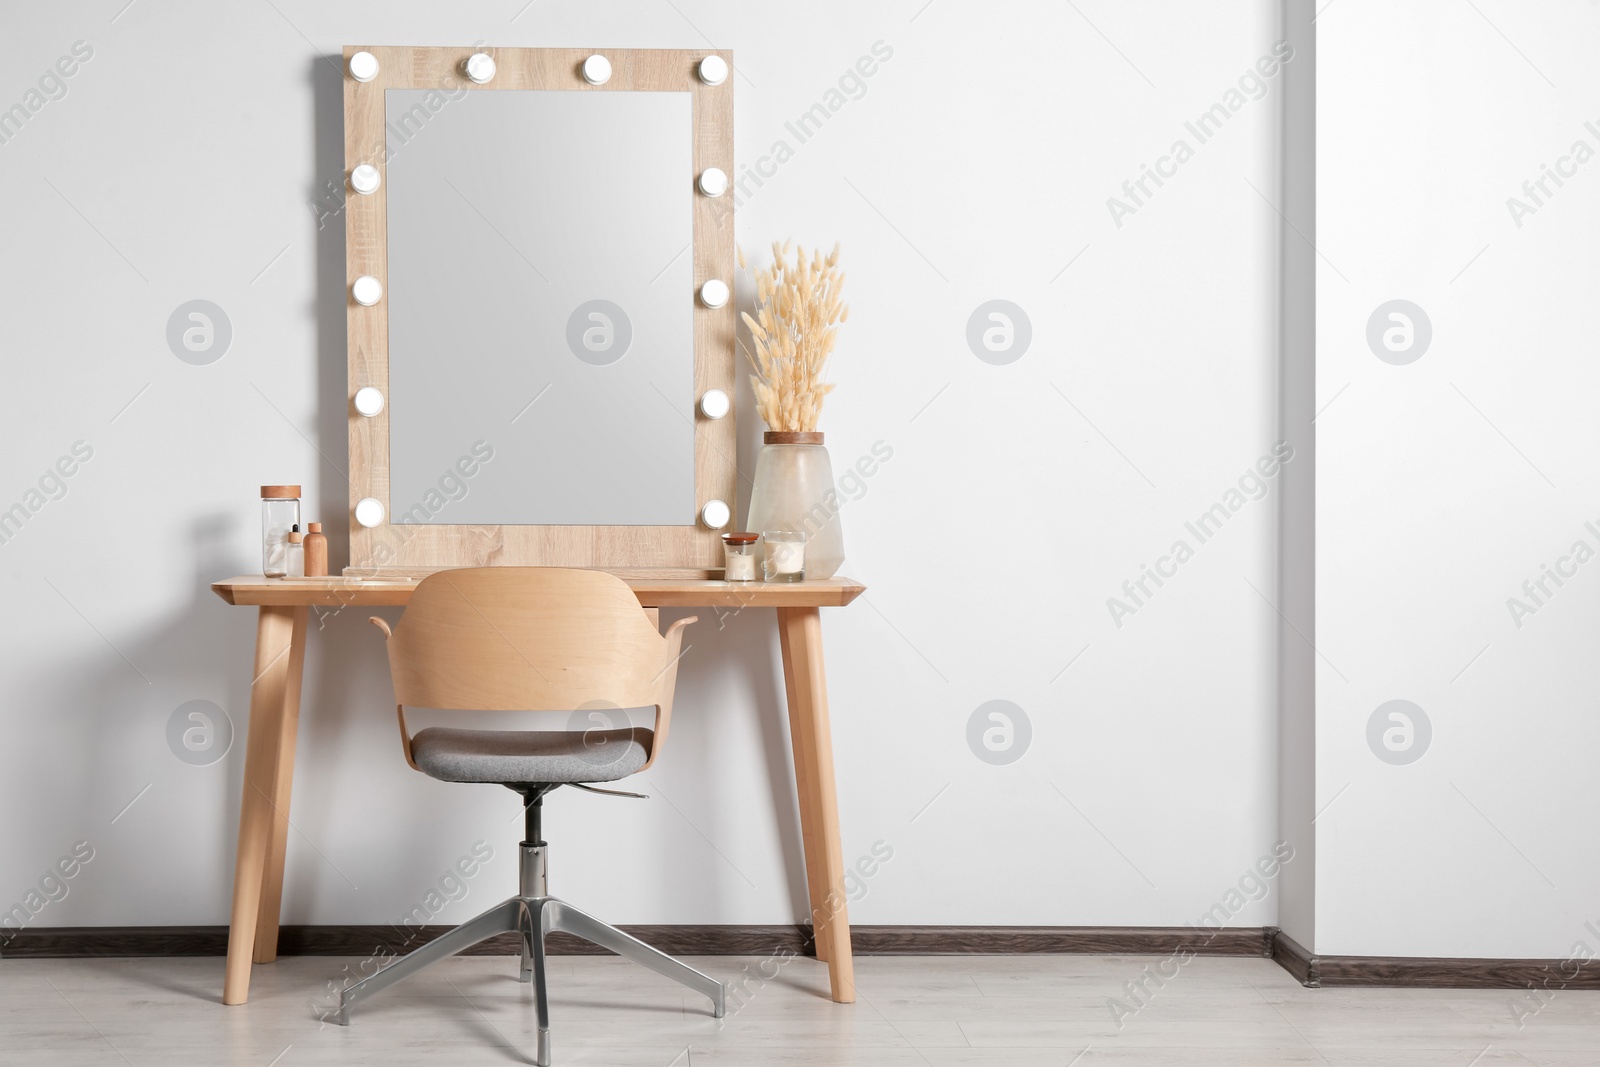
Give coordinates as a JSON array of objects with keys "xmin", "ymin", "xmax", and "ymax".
[{"xmin": 744, "ymin": 431, "xmax": 845, "ymax": 580}]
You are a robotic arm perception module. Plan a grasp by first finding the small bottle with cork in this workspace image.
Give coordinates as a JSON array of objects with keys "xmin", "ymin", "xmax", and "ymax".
[{"xmin": 303, "ymin": 522, "xmax": 328, "ymax": 577}]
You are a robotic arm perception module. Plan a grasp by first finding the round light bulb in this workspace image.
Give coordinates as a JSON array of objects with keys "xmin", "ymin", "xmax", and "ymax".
[
  {"xmin": 701, "ymin": 499, "xmax": 731, "ymax": 530},
  {"xmin": 698, "ymin": 55, "xmax": 728, "ymax": 85},
  {"xmin": 697, "ymin": 168, "xmax": 728, "ymax": 198},
  {"xmin": 698, "ymin": 389, "xmax": 730, "ymax": 420},
  {"xmin": 353, "ymin": 386, "xmax": 385, "ymax": 417},
  {"xmin": 582, "ymin": 54, "xmax": 612, "ymax": 85},
  {"xmin": 350, "ymin": 164, "xmax": 381, "ymax": 195},
  {"xmin": 351, "ymin": 275, "xmax": 383, "ymax": 306},
  {"xmin": 354, "ymin": 497, "xmax": 386, "ymax": 528},
  {"xmin": 465, "ymin": 53, "xmax": 497, "ymax": 84},
  {"xmin": 348, "ymin": 51, "xmax": 379, "ymax": 83},
  {"xmin": 699, "ymin": 279, "xmax": 730, "ymax": 309}
]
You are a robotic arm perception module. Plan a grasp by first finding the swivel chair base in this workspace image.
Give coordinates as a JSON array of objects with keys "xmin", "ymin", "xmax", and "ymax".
[{"xmin": 338, "ymin": 826, "xmax": 726, "ymax": 1067}]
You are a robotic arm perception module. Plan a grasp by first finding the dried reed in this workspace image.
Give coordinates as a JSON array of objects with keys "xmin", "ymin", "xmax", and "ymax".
[{"xmin": 738, "ymin": 241, "xmax": 848, "ymax": 432}]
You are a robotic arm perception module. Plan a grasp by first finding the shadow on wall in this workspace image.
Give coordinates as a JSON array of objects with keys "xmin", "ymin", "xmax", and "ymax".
[
  {"xmin": 644, "ymin": 606, "xmax": 810, "ymax": 919},
  {"xmin": 15, "ymin": 514, "xmax": 258, "ymax": 925},
  {"xmin": 311, "ymin": 55, "xmax": 350, "ymax": 576}
]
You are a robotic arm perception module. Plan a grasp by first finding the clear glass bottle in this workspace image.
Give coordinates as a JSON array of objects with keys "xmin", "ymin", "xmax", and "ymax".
[
  {"xmin": 762, "ymin": 531, "xmax": 806, "ymax": 583},
  {"xmin": 285, "ymin": 528, "xmax": 305, "ymax": 578},
  {"xmin": 261, "ymin": 485, "xmax": 301, "ymax": 578},
  {"xmin": 721, "ymin": 533, "xmax": 760, "ymax": 581}
]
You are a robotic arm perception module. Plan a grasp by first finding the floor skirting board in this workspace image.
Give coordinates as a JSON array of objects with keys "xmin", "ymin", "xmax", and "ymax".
[
  {"xmin": 1271, "ymin": 929, "xmax": 1318, "ymax": 985},
  {"xmin": 1, "ymin": 924, "xmax": 1268, "ymax": 960},
  {"xmin": 1270, "ymin": 930, "xmax": 1600, "ymax": 989},
  {"xmin": 5, "ymin": 925, "xmax": 1590, "ymax": 988}
]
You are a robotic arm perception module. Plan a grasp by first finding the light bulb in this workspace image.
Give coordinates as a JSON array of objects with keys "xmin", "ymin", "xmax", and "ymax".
[
  {"xmin": 699, "ymin": 389, "xmax": 730, "ymax": 419},
  {"xmin": 348, "ymin": 51, "xmax": 379, "ymax": 83},
  {"xmin": 352, "ymin": 276, "xmax": 383, "ymax": 306},
  {"xmin": 701, "ymin": 499, "xmax": 731, "ymax": 530},
  {"xmin": 698, "ymin": 55, "xmax": 728, "ymax": 85},
  {"xmin": 582, "ymin": 54, "xmax": 612, "ymax": 85},
  {"xmin": 350, "ymin": 164, "xmax": 381, "ymax": 195},
  {"xmin": 354, "ymin": 387, "xmax": 385, "ymax": 417},
  {"xmin": 465, "ymin": 53, "xmax": 497, "ymax": 84},
  {"xmin": 354, "ymin": 498, "xmax": 385, "ymax": 528},
  {"xmin": 697, "ymin": 168, "xmax": 728, "ymax": 198},
  {"xmin": 699, "ymin": 279, "xmax": 730, "ymax": 309}
]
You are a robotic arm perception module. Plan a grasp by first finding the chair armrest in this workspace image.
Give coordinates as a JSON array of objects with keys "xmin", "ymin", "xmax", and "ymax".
[
  {"xmin": 370, "ymin": 617, "xmax": 417, "ymax": 769},
  {"xmin": 395, "ymin": 704, "xmax": 420, "ymax": 772},
  {"xmin": 641, "ymin": 615, "xmax": 697, "ymax": 771}
]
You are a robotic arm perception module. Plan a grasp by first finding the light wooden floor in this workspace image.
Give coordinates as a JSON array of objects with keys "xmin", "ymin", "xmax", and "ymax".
[{"xmin": 1, "ymin": 953, "xmax": 1596, "ymax": 1065}]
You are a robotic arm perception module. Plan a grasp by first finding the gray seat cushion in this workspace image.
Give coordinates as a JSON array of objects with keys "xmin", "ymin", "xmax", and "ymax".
[{"xmin": 410, "ymin": 726, "xmax": 654, "ymax": 784}]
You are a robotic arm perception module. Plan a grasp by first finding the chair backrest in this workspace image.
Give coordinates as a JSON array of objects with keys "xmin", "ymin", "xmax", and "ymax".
[{"xmin": 383, "ymin": 568, "xmax": 685, "ymax": 714}]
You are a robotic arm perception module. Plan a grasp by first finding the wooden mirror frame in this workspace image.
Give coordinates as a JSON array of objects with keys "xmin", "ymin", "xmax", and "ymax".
[{"xmin": 342, "ymin": 46, "xmax": 735, "ymax": 576}]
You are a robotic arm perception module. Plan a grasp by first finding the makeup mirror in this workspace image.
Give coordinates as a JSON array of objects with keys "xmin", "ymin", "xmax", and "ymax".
[
  {"xmin": 385, "ymin": 89, "xmax": 693, "ymax": 527},
  {"xmin": 343, "ymin": 47, "xmax": 735, "ymax": 574}
]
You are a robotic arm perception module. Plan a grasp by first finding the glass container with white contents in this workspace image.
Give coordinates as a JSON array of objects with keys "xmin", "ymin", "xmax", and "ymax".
[
  {"xmin": 261, "ymin": 485, "xmax": 301, "ymax": 578},
  {"xmin": 721, "ymin": 532, "xmax": 759, "ymax": 582},
  {"xmin": 762, "ymin": 531, "xmax": 806, "ymax": 583}
]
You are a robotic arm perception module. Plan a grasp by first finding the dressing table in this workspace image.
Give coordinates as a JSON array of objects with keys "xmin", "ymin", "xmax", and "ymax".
[
  {"xmin": 211, "ymin": 575, "xmax": 863, "ymax": 1007},
  {"xmin": 213, "ymin": 44, "xmax": 862, "ymax": 1009}
]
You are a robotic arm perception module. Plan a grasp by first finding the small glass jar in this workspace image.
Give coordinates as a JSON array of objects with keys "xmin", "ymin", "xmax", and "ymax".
[
  {"xmin": 721, "ymin": 532, "xmax": 760, "ymax": 581},
  {"xmin": 261, "ymin": 485, "xmax": 301, "ymax": 578},
  {"xmin": 762, "ymin": 531, "xmax": 806, "ymax": 583}
]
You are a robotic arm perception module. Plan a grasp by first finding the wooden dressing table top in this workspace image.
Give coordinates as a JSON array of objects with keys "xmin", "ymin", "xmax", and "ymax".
[{"xmin": 212, "ymin": 574, "xmax": 866, "ymax": 608}]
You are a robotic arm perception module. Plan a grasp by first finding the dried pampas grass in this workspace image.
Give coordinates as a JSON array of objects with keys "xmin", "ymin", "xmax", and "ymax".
[{"xmin": 738, "ymin": 241, "xmax": 848, "ymax": 433}]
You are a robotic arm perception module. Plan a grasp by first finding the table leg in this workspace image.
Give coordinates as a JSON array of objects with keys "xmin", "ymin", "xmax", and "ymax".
[
  {"xmin": 254, "ymin": 607, "xmax": 308, "ymax": 962},
  {"xmin": 777, "ymin": 606, "xmax": 855, "ymax": 1003},
  {"xmin": 223, "ymin": 606, "xmax": 309, "ymax": 1005},
  {"xmin": 778, "ymin": 612, "xmax": 830, "ymax": 964}
]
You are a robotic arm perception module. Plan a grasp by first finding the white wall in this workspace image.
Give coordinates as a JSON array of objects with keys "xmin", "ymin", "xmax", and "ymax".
[
  {"xmin": 1316, "ymin": 0, "xmax": 1600, "ymax": 957},
  {"xmin": 0, "ymin": 1, "xmax": 1285, "ymax": 936}
]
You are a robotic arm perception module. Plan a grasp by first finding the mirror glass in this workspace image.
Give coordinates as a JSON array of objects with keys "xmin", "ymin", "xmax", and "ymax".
[{"xmin": 384, "ymin": 89, "xmax": 695, "ymax": 526}]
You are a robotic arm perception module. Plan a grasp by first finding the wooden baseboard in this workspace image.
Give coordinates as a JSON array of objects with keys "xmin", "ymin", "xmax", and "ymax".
[
  {"xmin": 9, "ymin": 924, "xmax": 1579, "ymax": 989},
  {"xmin": 853, "ymin": 925, "xmax": 1272, "ymax": 956},
  {"xmin": 1266, "ymin": 929, "xmax": 1600, "ymax": 989},
  {"xmin": 0, "ymin": 925, "xmax": 807, "ymax": 960},
  {"xmin": 1271, "ymin": 929, "xmax": 1319, "ymax": 986},
  {"xmin": 0, "ymin": 924, "xmax": 1271, "ymax": 960}
]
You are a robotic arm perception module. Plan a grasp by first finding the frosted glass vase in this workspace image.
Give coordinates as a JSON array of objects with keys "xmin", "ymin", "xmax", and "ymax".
[{"xmin": 745, "ymin": 432, "xmax": 845, "ymax": 579}]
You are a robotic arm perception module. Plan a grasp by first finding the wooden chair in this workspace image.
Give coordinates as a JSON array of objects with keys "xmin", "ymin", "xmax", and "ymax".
[{"xmin": 335, "ymin": 567, "xmax": 724, "ymax": 1064}]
